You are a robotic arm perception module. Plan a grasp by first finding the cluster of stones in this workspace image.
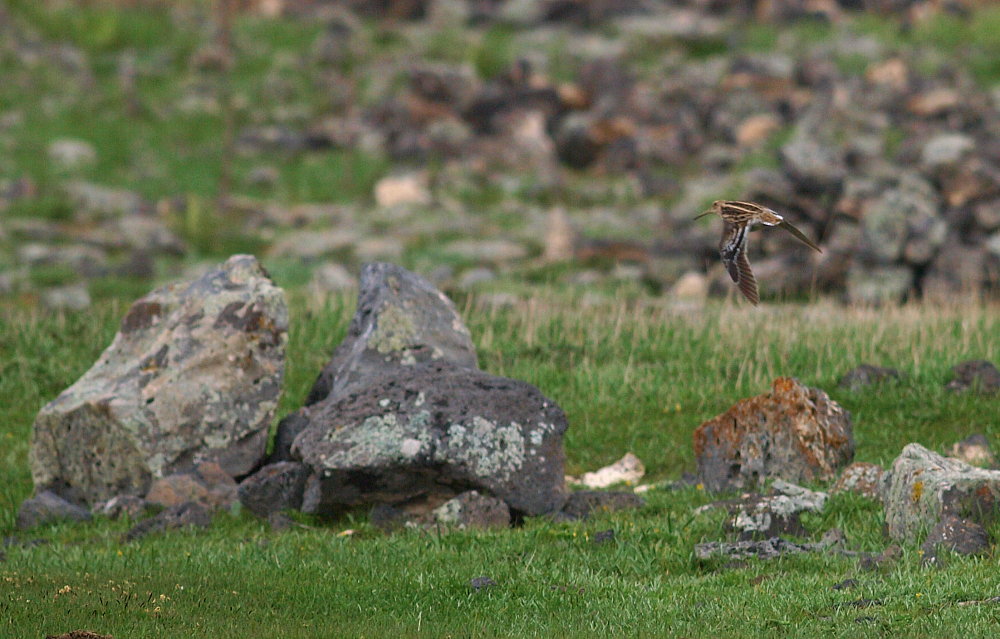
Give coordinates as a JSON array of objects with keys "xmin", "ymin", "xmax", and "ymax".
[
  {"xmin": 19, "ymin": 258, "xmax": 582, "ymax": 537},
  {"xmin": 16, "ymin": 254, "xmax": 999, "ymax": 565},
  {"xmin": 2, "ymin": 0, "xmax": 999, "ymax": 309}
]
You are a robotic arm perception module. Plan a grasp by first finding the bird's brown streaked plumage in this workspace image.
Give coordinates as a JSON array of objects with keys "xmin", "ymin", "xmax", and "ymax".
[{"xmin": 696, "ymin": 200, "xmax": 821, "ymax": 305}]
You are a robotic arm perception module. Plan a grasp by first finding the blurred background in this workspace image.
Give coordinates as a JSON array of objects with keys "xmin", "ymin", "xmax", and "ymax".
[{"xmin": 1, "ymin": 0, "xmax": 999, "ymax": 310}]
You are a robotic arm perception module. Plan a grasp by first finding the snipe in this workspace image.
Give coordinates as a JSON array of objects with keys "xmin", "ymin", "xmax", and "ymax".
[{"xmin": 695, "ymin": 200, "xmax": 822, "ymax": 305}]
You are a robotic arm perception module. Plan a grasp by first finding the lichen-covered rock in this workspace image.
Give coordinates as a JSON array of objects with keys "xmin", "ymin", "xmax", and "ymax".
[
  {"xmin": 832, "ymin": 462, "xmax": 884, "ymax": 499},
  {"xmin": 237, "ymin": 461, "xmax": 309, "ymax": 517},
  {"xmin": 693, "ymin": 377, "xmax": 854, "ymax": 492},
  {"xmin": 29, "ymin": 255, "xmax": 287, "ymax": 505},
  {"xmin": 302, "ymin": 262, "xmax": 477, "ymax": 406},
  {"xmin": 695, "ymin": 480, "xmax": 827, "ymax": 539},
  {"xmin": 883, "ymin": 443, "xmax": 1000, "ymax": 543},
  {"xmin": 292, "ymin": 361, "xmax": 568, "ymax": 516}
]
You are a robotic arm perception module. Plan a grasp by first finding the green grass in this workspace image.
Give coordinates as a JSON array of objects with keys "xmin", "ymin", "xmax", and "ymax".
[{"xmin": 2, "ymin": 297, "xmax": 999, "ymax": 637}]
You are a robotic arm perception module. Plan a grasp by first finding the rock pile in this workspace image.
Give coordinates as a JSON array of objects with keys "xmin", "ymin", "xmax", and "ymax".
[{"xmin": 2, "ymin": 1, "xmax": 999, "ymax": 304}]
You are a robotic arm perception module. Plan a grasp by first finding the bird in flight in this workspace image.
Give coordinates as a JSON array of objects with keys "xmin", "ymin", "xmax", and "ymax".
[{"xmin": 695, "ymin": 200, "xmax": 821, "ymax": 305}]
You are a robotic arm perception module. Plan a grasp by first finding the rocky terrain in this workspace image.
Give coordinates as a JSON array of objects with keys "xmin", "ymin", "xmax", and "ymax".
[{"xmin": 1, "ymin": 0, "xmax": 999, "ymax": 307}]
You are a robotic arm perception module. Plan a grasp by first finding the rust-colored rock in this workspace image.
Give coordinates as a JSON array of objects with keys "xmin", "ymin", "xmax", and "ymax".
[{"xmin": 693, "ymin": 377, "xmax": 854, "ymax": 492}]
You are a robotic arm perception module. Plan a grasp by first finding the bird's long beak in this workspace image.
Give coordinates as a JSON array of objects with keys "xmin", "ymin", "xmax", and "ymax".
[{"xmin": 693, "ymin": 210, "xmax": 713, "ymax": 220}]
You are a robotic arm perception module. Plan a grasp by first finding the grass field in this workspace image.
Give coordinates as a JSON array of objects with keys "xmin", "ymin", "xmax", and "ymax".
[{"xmin": 2, "ymin": 295, "xmax": 999, "ymax": 637}]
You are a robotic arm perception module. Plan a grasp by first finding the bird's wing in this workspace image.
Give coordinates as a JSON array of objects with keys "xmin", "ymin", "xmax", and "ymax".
[
  {"xmin": 719, "ymin": 221, "xmax": 747, "ymax": 283},
  {"xmin": 735, "ymin": 247, "xmax": 760, "ymax": 306},
  {"xmin": 778, "ymin": 220, "xmax": 822, "ymax": 253}
]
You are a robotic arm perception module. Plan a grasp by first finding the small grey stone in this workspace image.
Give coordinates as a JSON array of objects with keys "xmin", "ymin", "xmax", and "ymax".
[
  {"xmin": 48, "ymin": 138, "xmax": 97, "ymax": 171},
  {"xmin": 16, "ymin": 491, "xmax": 92, "ymax": 529},
  {"xmin": 837, "ymin": 364, "xmax": 901, "ymax": 391},
  {"xmin": 592, "ymin": 529, "xmax": 615, "ymax": 544},
  {"xmin": 40, "ymin": 285, "xmax": 91, "ymax": 311},
  {"xmin": 124, "ymin": 502, "xmax": 212, "ymax": 541},
  {"xmin": 432, "ymin": 491, "xmax": 510, "ymax": 530},
  {"xmin": 560, "ymin": 491, "xmax": 643, "ymax": 521},
  {"xmin": 470, "ymin": 576, "xmax": 497, "ymax": 591}
]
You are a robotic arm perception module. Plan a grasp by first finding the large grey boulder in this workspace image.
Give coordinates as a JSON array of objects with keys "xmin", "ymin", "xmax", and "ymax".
[
  {"xmin": 304, "ymin": 262, "xmax": 477, "ymax": 405},
  {"xmin": 883, "ymin": 443, "xmax": 1000, "ymax": 543},
  {"xmin": 29, "ymin": 255, "xmax": 287, "ymax": 505},
  {"xmin": 693, "ymin": 377, "xmax": 854, "ymax": 492},
  {"xmin": 293, "ymin": 361, "xmax": 568, "ymax": 516}
]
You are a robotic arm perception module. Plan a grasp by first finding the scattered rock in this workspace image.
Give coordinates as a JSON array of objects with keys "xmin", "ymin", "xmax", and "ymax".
[
  {"xmin": 124, "ymin": 502, "xmax": 212, "ymax": 541},
  {"xmin": 16, "ymin": 490, "xmax": 92, "ymax": 530},
  {"xmin": 145, "ymin": 461, "xmax": 238, "ymax": 510},
  {"xmin": 832, "ymin": 578, "xmax": 858, "ymax": 590},
  {"xmin": 693, "ymin": 377, "xmax": 854, "ymax": 492},
  {"xmin": 837, "ymin": 364, "xmax": 901, "ymax": 391},
  {"xmin": 29, "ymin": 255, "xmax": 287, "ymax": 505},
  {"xmin": 470, "ymin": 576, "xmax": 497, "ymax": 591},
  {"xmin": 945, "ymin": 360, "xmax": 1000, "ymax": 395},
  {"xmin": 568, "ymin": 452, "xmax": 645, "ymax": 489},
  {"xmin": 846, "ymin": 264, "xmax": 912, "ymax": 305},
  {"xmin": 431, "ymin": 490, "xmax": 511, "ymax": 530},
  {"xmin": 858, "ymin": 544, "xmax": 902, "ymax": 571},
  {"xmin": 40, "ymin": 284, "xmax": 92, "ymax": 311},
  {"xmin": 710, "ymin": 481, "xmax": 827, "ymax": 539},
  {"xmin": 45, "ymin": 632, "xmax": 113, "ymax": 639},
  {"xmin": 543, "ymin": 207, "xmax": 576, "ymax": 263},
  {"xmin": 949, "ymin": 434, "xmax": 995, "ymax": 468},
  {"xmin": 47, "ymin": 138, "xmax": 97, "ymax": 171},
  {"xmin": 921, "ymin": 134, "xmax": 975, "ymax": 170},
  {"xmin": 93, "ymin": 495, "xmax": 149, "ymax": 520},
  {"xmin": 832, "ymin": 462, "xmax": 884, "ymax": 500},
  {"xmin": 593, "ymin": 529, "xmax": 615, "ymax": 544},
  {"xmin": 267, "ymin": 228, "xmax": 358, "ymax": 260},
  {"xmin": 293, "ymin": 361, "xmax": 568, "ymax": 516},
  {"xmin": 302, "ymin": 262, "xmax": 477, "ymax": 406},
  {"xmin": 882, "ymin": 443, "xmax": 1000, "ymax": 543},
  {"xmin": 373, "ymin": 172, "xmax": 431, "ymax": 208},
  {"xmin": 238, "ymin": 462, "xmax": 309, "ymax": 518},
  {"xmin": 307, "ymin": 262, "xmax": 356, "ymax": 298},
  {"xmin": 559, "ymin": 490, "xmax": 644, "ymax": 521},
  {"xmin": 440, "ymin": 239, "xmax": 530, "ymax": 263},
  {"xmin": 695, "ymin": 529, "xmax": 847, "ymax": 562},
  {"xmin": 920, "ymin": 514, "xmax": 990, "ymax": 566}
]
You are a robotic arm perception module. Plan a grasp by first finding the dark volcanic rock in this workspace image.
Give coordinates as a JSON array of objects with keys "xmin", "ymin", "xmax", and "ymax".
[
  {"xmin": 16, "ymin": 490, "xmax": 92, "ymax": 530},
  {"xmin": 237, "ymin": 462, "xmax": 309, "ymax": 518},
  {"xmin": 837, "ymin": 364, "xmax": 901, "ymax": 391},
  {"xmin": 29, "ymin": 255, "xmax": 287, "ymax": 506},
  {"xmin": 920, "ymin": 514, "xmax": 991, "ymax": 565},
  {"xmin": 302, "ymin": 262, "xmax": 477, "ymax": 407},
  {"xmin": 693, "ymin": 377, "xmax": 854, "ymax": 492},
  {"xmin": 945, "ymin": 360, "xmax": 1000, "ymax": 395},
  {"xmin": 559, "ymin": 490, "xmax": 644, "ymax": 521},
  {"xmin": 124, "ymin": 502, "xmax": 212, "ymax": 541},
  {"xmin": 292, "ymin": 361, "xmax": 568, "ymax": 516}
]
